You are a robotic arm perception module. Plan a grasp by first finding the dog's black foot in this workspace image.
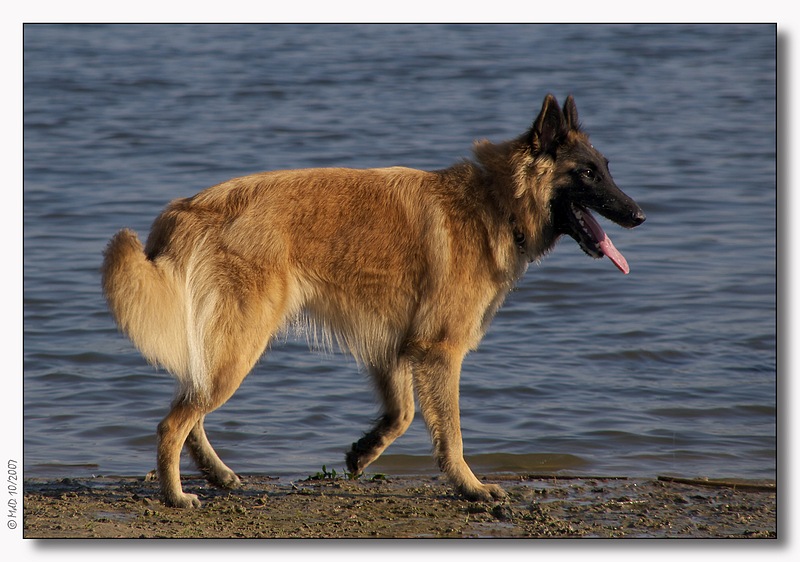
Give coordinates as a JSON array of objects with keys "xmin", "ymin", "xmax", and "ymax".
[{"xmin": 345, "ymin": 446, "xmax": 363, "ymax": 476}]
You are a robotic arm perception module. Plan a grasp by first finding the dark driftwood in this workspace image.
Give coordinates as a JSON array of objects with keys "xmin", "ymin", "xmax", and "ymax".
[{"xmin": 657, "ymin": 475, "xmax": 776, "ymax": 492}]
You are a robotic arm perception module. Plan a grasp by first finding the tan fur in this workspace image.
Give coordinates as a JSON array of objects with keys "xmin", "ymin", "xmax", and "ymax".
[{"xmin": 101, "ymin": 97, "xmax": 621, "ymax": 508}]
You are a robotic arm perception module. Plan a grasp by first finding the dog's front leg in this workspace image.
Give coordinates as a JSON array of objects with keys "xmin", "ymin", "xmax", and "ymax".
[
  {"xmin": 413, "ymin": 345, "xmax": 507, "ymax": 502},
  {"xmin": 346, "ymin": 359, "xmax": 415, "ymax": 476}
]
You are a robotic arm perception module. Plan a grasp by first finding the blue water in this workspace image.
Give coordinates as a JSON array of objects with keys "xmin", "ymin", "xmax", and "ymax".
[{"xmin": 23, "ymin": 24, "xmax": 776, "ymax": 482}]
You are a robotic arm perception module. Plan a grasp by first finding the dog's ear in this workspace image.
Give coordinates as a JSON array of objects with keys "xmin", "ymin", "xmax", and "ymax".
[
  {"xmin": 531, "ymin": 94, "xmax": 566, "ymax": 157},
  {"xmin": 562, "ymin": 95, "xmax": 580, "ymax": 131}
]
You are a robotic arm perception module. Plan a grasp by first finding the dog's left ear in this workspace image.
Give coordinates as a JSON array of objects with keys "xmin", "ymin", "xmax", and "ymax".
[
  {"xmin": 531, "ymin": 94, "xmax": 566, "ymax": 157},
  {"xmin": 562, "ymin": 95, "xmax": 580, "ymax": 131}
]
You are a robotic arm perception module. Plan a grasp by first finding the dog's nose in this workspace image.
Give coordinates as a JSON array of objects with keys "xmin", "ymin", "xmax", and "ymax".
[{"xmin": 631, "ymin": 208, "xmax": 646, "ymax": 227}]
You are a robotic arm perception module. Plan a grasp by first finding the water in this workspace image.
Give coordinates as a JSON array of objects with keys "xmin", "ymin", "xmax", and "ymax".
[{"xmin": 22, "ymin": 24, "xmax": 776, "ymax": 482}]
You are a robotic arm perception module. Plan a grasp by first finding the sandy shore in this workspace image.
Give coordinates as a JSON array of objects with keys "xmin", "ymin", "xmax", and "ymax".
[{"xmin": 23, "ymin": 473, "xmax": 776, "ymax": 539}]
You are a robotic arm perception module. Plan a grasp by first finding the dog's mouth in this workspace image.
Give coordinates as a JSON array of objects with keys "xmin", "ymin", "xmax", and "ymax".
[{"xmin": 566, "ymin": 204, "xmax": 630, "ymax": 275}]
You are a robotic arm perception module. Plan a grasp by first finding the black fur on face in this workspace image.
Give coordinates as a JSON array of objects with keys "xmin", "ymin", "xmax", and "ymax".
[{"xmin": 528, "ymin": 94, "xmax": 645, "ymax": 259}]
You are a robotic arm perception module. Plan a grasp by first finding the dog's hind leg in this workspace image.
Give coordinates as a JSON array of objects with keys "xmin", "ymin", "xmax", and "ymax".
[
  {"xmin": 185, "ymin": 415, "xmax": 241, "ymax": 489},
  {"xmin": 157, "ymin": 400, "xmax": 206, "ymax": 508},
  {"xmin": 413, "ymin": 344, "xmax": 507, "ymax": 502},
  {"xmin": 157, "ymin": 287, "xmax": 283, "ymax": 507},
  {"xmin": 346, "ymin": 358, "xmax": 415, "ymax": 476},
  {"xmin": 157, "ymin": 356, "xmax": 259, "ymax": 508}
]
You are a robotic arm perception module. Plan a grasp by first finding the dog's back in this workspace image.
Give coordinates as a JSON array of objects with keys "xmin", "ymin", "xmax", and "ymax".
[{"xmin": 103, "ymin": 166, "xmax": 519, "ymax": 402}]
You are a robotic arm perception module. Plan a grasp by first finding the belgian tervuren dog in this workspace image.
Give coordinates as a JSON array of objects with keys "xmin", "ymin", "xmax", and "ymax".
[{"xmin": 102, "ymin": 94, "xmax": 645, "ymax": 507}]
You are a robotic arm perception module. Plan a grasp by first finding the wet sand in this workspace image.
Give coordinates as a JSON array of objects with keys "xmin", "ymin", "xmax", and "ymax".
[{"xmin": 23, "ymin": 473, "xmax": 776, "ymax": 539}]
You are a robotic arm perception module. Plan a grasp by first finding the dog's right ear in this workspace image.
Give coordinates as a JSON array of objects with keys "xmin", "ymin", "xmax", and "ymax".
[{"xmin": 530, "ymin": 94, "xmax": 566, "ymax": 157}]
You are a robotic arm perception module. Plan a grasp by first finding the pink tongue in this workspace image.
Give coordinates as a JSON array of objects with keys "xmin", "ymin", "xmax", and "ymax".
[{"xmin": 580, "ymin": 209, "xmax": 630, "ymax": 275}]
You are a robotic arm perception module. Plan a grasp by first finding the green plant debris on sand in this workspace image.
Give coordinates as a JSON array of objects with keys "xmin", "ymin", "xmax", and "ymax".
[
  {"xmin": 23, "ymin": 474, "xmax": 776, "ymax": 539},
  {"xmin": 303, "ymin": 465, "xmax": 388, "ymax": 483}
]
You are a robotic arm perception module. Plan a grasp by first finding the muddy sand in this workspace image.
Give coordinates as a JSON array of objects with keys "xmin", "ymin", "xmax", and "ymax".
[{"xmin": 23, "ymin": 472, "xmax": 776, "ymax": 539}]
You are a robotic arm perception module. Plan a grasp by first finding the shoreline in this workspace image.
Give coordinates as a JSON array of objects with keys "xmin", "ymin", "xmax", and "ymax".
[{"xmin": 23, "ymin": 473, "xmax": 776, "ymax": 539}]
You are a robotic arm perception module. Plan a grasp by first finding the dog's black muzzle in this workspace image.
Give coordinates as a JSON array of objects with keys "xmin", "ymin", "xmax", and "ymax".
[{"xmin": 584, "ymin": 181, "xmax": 646, "ymax": 229}]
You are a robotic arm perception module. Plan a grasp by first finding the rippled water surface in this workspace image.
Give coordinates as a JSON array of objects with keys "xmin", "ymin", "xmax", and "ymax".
[{"xmin": 23, "ymin": 24, "xmax": 776, "ymax": 481}]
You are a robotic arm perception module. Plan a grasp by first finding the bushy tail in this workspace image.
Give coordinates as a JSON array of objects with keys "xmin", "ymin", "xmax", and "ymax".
[{"xmin": 101, "ymin": 229, "xmax": 191, "ymax": 382}]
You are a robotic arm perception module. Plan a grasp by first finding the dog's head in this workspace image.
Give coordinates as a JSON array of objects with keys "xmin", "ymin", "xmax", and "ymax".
[{"xmin": 527, "ymin": 94, "xmax": 645, "ymax": 274}]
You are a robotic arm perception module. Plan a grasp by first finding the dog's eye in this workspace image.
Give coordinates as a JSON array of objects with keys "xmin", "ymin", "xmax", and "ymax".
[{"xmin": 579, "ymin": 169, "xmax": 597, "ymax": 181}]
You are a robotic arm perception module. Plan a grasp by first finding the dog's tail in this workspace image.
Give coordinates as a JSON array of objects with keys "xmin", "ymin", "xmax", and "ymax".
[{"xmin": 101, "ymin": 229, "xmax": 196, "ymax": 397}]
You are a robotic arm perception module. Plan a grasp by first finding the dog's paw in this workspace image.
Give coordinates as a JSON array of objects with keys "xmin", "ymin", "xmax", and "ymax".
[
  {"xmin": 460, "ymin": 482, "xmax": 508, "ymax": 502},
  {"xmin": 206, "ymin": 469, "xmax": 242, "ymax": 490},
  {"xmin": 163, "ymin": 492, "xmax": 201, "ymax": 509},
  {"xmin": 484, "ymin": 483, "xmax": 509, "ymax": 500},
  {"xmin": 218, "ymin": 472, "xmax": 242, "ymax": 489},
  {"xmin": 345, "ymin": 448, "xmax": 364, "ymax": 476}
]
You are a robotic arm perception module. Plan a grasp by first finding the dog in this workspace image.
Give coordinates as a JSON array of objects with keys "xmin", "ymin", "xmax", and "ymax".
[{"xmin": 101, "ymin": 94, "xmax": 645, "ymax": 508}]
